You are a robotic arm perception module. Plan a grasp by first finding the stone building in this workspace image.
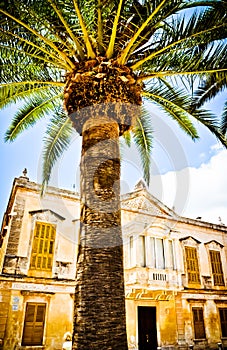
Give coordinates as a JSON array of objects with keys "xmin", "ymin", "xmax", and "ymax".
[{"xmin": 0, "ymin": 174, "xmax": 227, "ymax": 350}]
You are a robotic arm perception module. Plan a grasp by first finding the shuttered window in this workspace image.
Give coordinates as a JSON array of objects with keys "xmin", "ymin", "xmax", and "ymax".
[
  {"xmin": 219, "ymin": 308, "xmax": 227, "ymax": 337},
  {"xmin": 192, "ymin": 307, "xmax": 206, "ymax": 339},
  {"xmin": 209, "ymin": 250, "xmax": 225, "ymax": 286},
  {"xmin": 185, "ymin": 247, "xmax": 200, "ymax": 283},
  {"xmin": 22, "ymin": 303, "xmax": 46, "ymax": 345},
  {"xmin": 30, "ymin": 222, "xmax": 55, "ymax": 271}
]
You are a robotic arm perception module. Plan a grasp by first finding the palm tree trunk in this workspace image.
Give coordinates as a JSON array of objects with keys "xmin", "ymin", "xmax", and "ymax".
[{"xmin": 73, "ymin": 115, "xmax": 128, "ymax": 350}]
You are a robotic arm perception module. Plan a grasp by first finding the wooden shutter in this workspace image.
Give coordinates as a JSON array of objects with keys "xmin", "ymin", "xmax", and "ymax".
[
  {"xmin": 30, "ymin": 222, "xmax": 55, "ymax": 271},
  {"xmin": 22, "ymin": 303, "xmax": 46, "ymax": 345},
  {"xmin": 219, "ymin": 308, "xmax": 227, "ymax": 337},
  {"xmin": 185, "ymin": 247, "xmax": 200, "ymax": 283},
  {"xmin": 210, "ymin": 250, "xmax": 225, "ymax": 286},
  {"xmin": 192, "ymin": 307, "xmax": 206, "ymax": 339}
]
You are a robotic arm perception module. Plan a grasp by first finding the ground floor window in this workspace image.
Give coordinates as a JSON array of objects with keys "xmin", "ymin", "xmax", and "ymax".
[
  {"xmin": 192, "ymin": 307, "xmax": 206, "ymax": 339},
  {"xmin": 219, "ymin": 308, "xmax": 227, "ymax": 337},
  {"xmin": 22, "ymin": 303, "xmax": 46, "ymax": 345}
]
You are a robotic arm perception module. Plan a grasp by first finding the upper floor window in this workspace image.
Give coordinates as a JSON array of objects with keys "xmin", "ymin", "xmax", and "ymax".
[
  {"xmin": 219, "ymin": 308, "xmax": 227, "ymax": 337},
  {"xmin": 30, "ymin": 222, "xmax": 56, "ymax": 272},
  {"xmin": 192, "ymin": 307, "xmax": 206, "ymax": 339},
  {"xmin": 185, "ymin": 247, "xmax": 200, "ymax": 284},
  {"xmin": 209, "ymin": 250, "xmax": 225, "ymax": 286},
  {"xmin": 139, "ymin": 235, "xmax": 146, "ymax": 267},
  {"xmin": 149, "ymin": 237, "xmax": 165, "ymax": 269},
  {"xmin": 168, "ymin": 240, "xmax": 176, "ymax": 269},
  {"xmin": 22, "ymin": 303, "xmax": 46, "ymax": 346}
]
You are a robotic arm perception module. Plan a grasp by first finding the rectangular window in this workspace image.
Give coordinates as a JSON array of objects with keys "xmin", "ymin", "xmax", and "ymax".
[
  {"xmin": 129, "ymin": 236, "xmax": 134, "ymax": 266},
  {"xmin": 22, "ymin": 303, "xmax": 46, "ymax": 345},
  {"xmin": 139, "ymin": 235, "xmax": 146, "ymax": 267},
  {"xmin": 147, "ymin": 237, "xmax": 165, "ymax": 269},
  {"xmin": 149, "ymin": 237, "xmax": 155, "ymax": 268},
  {"xmin": 192, "ymin": 307, "xmax": 206, "ymax": 339},
  {"xmin": 30, "ymin": 222, "xmax": 56, "ymax": 271},
  {"xmin": 209, "ymin": 250, "xmax": 225, "ymax": 286},
  {"xmin": 185, "ymin": 247, "xmax": 200, "ymax": 283},
  {"xmin": 219, "ymin": 308, "xmax": 227, "ymax": 337},
  {"xmin": 169, "ymin": 240, "xmax": 176, "ymax": 269},
  {"xmin": 156, "ymin": 238, "xmax": 165, "ymax": 269}
]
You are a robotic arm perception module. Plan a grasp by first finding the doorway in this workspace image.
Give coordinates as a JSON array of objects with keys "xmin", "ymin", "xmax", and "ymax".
[{"xmin": 138, "ymin": 306, "xmax": 157, "ymax": 350}]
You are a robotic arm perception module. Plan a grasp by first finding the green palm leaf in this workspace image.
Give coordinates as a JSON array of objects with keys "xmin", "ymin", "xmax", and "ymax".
[
  {"xmin": 143, "ymin": 84, "xmax": 199, "ymax": 140},
  {"xmin": 220, "ymin": 101, "xmax": 227, "ymax": 135},
  {"xmin": 5, "ymin": 91, "xmax": 62, "ymax": 141},
  {"xmin": 132, "ymin": 107, "xmax": 153, "ymax": 185},
  {"xmin": 41, "ymin": 111, "xmax": 75, "ymax": 193}
]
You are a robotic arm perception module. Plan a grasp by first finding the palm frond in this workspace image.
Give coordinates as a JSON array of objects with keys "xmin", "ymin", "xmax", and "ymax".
[
  {"xmin": 5, "ymin": 91, "xmax": 62, "ymax": 141},
  {"xmin": 106, "ymin": 0, "xmax": 124, "ymax": 58},
  {"xmin": 122, "ymin": 129, "xmax": 131, "ymax": 147},
  {"xmin": 132, "ymin": 107, "xmax": 153, "ymax": 185},
  {"xmin": 131, "ymin": 4, "xmax": 227, "ymax": 70},
  {"xmin": 41, "ymin": 112, "xmax": 75, "ymax": 194},
  {"xmin": 0, "ymin": 8, "xmax": 75, "ymax": 70},
  {"xmin": 143, "ymin": 85, "xmax": 199, "ymax": 140},
  {"xmin": 0, "ymin": 82, "xmax": 63, "ymax": 109},
  {"xmin": 220, "ymin": 101, "xmax": 227, "ymax": 135}
]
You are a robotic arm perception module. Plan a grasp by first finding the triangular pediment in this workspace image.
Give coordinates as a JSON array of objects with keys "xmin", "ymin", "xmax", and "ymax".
[
  {"xmin": 121, "ymin": 182, "xmax": 177, "ymax": 218},
  {"xmin": 205, "ymin": 240, "xmax": 224, "ymax": 249},
  {"xmin": 29, "ymin": 209, "xmax": 65, "ymax": 222},
  {"xmin": 179, "ymin": 236, "xmax": 201, "ymax": 246}
]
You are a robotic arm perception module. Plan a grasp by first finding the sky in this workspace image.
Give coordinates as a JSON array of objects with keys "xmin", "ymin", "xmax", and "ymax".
[{"xmin": 1, "ymin": 91, "xmax": 227, "ymax": 226}]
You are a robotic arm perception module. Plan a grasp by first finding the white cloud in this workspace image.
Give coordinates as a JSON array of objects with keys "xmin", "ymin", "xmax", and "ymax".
[{"xmin": 151, "ymin": 147, "xmax": 227, "ymax": 225}]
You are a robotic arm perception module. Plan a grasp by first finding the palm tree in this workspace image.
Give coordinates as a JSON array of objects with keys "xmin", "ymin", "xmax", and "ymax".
[{"xmin": 1, "ymin": 1, "xmax": 227, "ymax": 349}]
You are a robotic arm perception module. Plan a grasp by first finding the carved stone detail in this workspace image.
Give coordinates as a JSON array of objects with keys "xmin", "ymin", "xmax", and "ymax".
[
  {"xmin": 205, "ymin": 240, "xmax": 223, "ymax": 250},
  {"xmin": 180, "ymin": 236, "xmax": 201, "ymax": 247},
  {"xmin": 2, "ymin": 256, "xmax": 28, "ymax": 275},
  {"xmin": 122, "ymin": 196, "xmax": 163, "ymax": 216}
]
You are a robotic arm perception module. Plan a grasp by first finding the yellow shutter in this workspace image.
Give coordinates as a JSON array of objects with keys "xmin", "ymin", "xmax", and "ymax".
[
  {"xmin": 185, "ymin": 247, "xmax": 200, "ymax": 283},
  {"xmin": 210, "ymin": 250, "xmax": 224, "ymax": 286},
  {"xmin": 30, "ymin": 222, "xmax": 56, "ymax": 272}
]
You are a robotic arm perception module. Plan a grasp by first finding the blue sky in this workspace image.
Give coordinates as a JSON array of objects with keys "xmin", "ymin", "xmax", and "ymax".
[{"xmin": 0, "ymin": 92, "xmax": 227, "ymax": 225}]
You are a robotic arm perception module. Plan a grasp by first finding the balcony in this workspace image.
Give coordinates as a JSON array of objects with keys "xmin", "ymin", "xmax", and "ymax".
[{"xmin": 124, "ymin": 266, "xmax": 181, "ymax": 289}]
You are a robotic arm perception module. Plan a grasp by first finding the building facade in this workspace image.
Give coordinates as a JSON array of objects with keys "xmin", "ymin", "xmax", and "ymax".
[{"xmin": 0, "ymin": 175, "xmax": 227, "ymax": 350}]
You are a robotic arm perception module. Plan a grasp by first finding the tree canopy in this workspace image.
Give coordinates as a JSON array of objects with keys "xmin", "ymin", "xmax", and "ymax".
[{"xmin": 0, "ymin": 0, "xmax": 227, "ymax": 186}]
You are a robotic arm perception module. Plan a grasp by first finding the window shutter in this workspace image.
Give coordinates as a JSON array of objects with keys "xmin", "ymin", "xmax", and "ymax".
[
  {"xmin": 219, "ymin": 308, "xmax": 227, "ymax": 337},
  {"xmin": 185, "ymin": 247, "xmax": 200, "ymax": 283},
  {"xmin": 210, "ymin": 250, "xmax": 224, "ymax": 286},
  {"xmin": 30, "ymin": 222, "xmax": 56, "ymax": 272},
  {"xmin": 22, "ymin": 303, "xmax": 46, "ymax": 345},
  {"xmin": 192, "ymin": 307, "xmax": 206, "ymax": 339}
]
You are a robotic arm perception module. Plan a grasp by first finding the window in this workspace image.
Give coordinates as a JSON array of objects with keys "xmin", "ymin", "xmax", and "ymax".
[
  {"xmin": 185, "ymin": 247, "xmax": 200, "ymax": 283},
  {"xmin": 129, "ymin": 236, "xmax": 134, "ymax": 266},
  {"xmin": 30, "ymin": 222, "xmax": 56, "ymax": 271},
  {"xmin": 169, "ymin": 240, "xmax": 176, "ymax": 269},
  {"xmin": 156, "ymin": 238, "xmax": 165, "ymax": 269},
  {"xmin": 192, "ymin": 307, "xmax": 206, "ymax": 339},
  {"xmin": 22, "ymin": 303, "xmax": 46, "ymax": 345},
  {"xmin": 209, "ymin": 250, "xmax": 225, "ymax": 286},
  {"xmin": 219, "ymin": 308, "xmax": 227, "ymax": 337},
  {"xmin": 148, "ymin": 237, "xmax": 165, "ymax": 269},
  {"xmin": 139, "ymin": 235, "xmax": 146, "ymax": 267}
]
